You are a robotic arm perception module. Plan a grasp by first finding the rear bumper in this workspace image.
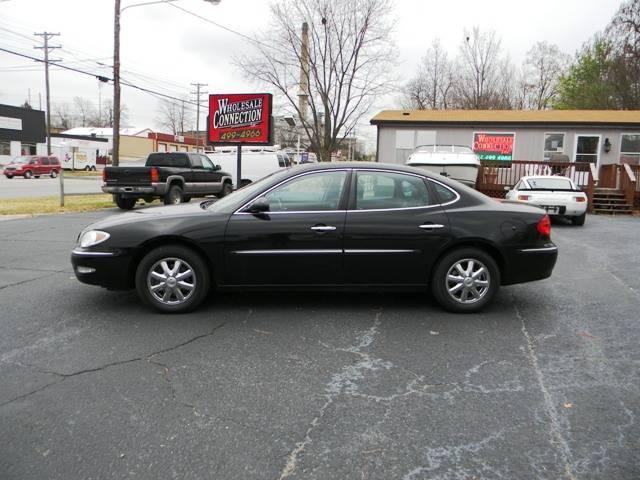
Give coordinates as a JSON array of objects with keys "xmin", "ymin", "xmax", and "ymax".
[
  {"xmin": 502, "ymin": 243, "xmax": 558, "ymax": 286},
  {"xmin": 525, "ymin": 200, "xmax": 588, "ymax": 217},
  {"xmin": 71, "ymin": 248, "xmax": 135, "ymax": 290},
  {"xmin": 102, "ymin": 183, "xmax": 166, "ymax": 196}
]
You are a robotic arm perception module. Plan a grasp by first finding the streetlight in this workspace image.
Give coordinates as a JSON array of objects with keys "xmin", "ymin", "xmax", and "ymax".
[{"xmin": 112, "ymin": 0, "xmax": 220, "ymax": 166}]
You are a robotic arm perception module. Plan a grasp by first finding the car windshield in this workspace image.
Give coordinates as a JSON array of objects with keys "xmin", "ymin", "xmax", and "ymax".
[
  {"xmin": 204, "ymin": 170, "xmax": 287, "ymax": 212},
  {"xmin": 11, "ymin": 156, "xmax": 31, "ymax": 164},
  {"xmin": 526, "ymin": 177, "xmax": 574, "ymax": 190}
]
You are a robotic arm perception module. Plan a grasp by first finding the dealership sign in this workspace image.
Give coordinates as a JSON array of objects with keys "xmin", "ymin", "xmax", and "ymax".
[
  {"xmin": 472, "ymin": 132, "xmax": 515, "ymax": 161},
  {"xmin": 208, "ymin": 93, "xmax": 272, "ymax": 145}
]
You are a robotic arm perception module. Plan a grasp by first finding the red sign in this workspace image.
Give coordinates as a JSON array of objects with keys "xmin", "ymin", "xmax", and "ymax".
[
  {"xmin": 472, "ymin": 132, "xmax": 515, "ymax": 161},
  {"xmin": 208, "ymin": 93, "xmax": 272, "ymax": 145}
]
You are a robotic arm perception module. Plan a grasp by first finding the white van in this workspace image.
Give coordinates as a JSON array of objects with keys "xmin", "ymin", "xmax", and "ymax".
[{"xmin": 207, "ymin": 148, "xmax": 292, "ymax": 188}]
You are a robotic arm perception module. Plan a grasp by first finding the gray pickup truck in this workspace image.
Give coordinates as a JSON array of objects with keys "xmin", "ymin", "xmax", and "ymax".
[{"xmin": 102, "ymin": 152, "xmax": 233, "ymax": 210}]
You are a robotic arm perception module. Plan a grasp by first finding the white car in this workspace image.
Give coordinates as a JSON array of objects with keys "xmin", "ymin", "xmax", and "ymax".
[
  {"xmin": 206, "ymin": 148, "xmax": 292, "ymax": 188},
  {"xmin": 505, "ymin": 175, "xmax": 588, "ymax": 226}
]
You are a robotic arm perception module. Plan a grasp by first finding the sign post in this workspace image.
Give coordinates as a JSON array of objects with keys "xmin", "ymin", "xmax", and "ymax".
[{"xmin": 208, "ymin": 93, "xmax": 273, "ymax": 189}]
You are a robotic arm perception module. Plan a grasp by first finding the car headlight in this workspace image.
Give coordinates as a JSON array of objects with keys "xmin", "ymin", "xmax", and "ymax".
[{"xmin": 79, "ymin": 230, "xmax": 110, "ymax": 248}]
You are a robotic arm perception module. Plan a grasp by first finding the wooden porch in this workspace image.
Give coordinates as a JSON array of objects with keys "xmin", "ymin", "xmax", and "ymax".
[{"xmin": 476, "ymin": 161, "xmax": 639, "ymax": 213}]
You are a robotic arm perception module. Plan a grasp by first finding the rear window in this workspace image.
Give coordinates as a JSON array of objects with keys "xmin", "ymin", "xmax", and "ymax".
[
  {"xmin": 526, "ymin": 178, "xmax": 574, "ymax": 190},
  {"xmin": 146, "ymin": 153, "xmax": 189, "ymax": 168}
]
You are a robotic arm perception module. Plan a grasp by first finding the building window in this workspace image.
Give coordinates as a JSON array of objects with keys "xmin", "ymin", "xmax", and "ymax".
[
  {"xmin": 0, "ymin": 140, "xmax": 10, "ymax": 156},
  {"xmin": 395, "ymin": 130, "xmax": 436, "ymax": 163},
  {"xmin": 620, "ymin": 134, "xmax": 640, "ymax": 165},
  {"xmin": 158, "ymin": 143, "xmax": 167, "ymax": 152},
  {"xmin": 543, "ymin": 133, "xmax": 564, "ymax": 161},
  {"xmin": 169, "ymin": 144, "xmax": 178, "ymax": 152}
]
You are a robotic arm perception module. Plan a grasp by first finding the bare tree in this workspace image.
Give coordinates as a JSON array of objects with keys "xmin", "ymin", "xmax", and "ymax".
[
  {"xmin": 73, "ymin": 96, "xmax": 96, "ymax": 127},
  {"xmin": 402, "ymin": 39, "xmax": 454, "ymax": 109},
  {"xmin": 90, "ymin": 99, "xmax": 128, "ymax": 128},
  {"xmin": 156, "ymin": 99, "xmax": 191, "ymax": 135},
  {"xmin": 521, "ymin": 42, "xmax": 570, "ymax": 109},
  {"xmin": 52, "ymin": 102, "xmax": 74, "ymax": 129},
  {"xmin": 237, "ymin": 0, "xmax": 395, "ymax": 162},
  {"xmin": 454, "ymin": 27, "xmax": 513, "ymax": 109}
]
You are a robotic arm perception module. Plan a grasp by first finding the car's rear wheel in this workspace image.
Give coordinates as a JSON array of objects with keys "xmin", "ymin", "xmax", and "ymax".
[
  {"xmin": 24, "ymin": 170, "xmax": 32, "ymax": 179},
  {"xmin": 50, "ymin": 170, "xmax": 58, "ymax": 178},
  {"xmin": 164, "ymin": 184, "xmax": 183, "ymax": 205},
  {"xmin": 5, "ymin": 174, "xmax": 13, "ymax": 179},
  {"xmin": 572, "ymin": 212, "xmax": 586, "ymax": 226},
  {"xmin": 431, "ymin": 248, "xmax": 500, "ymax": 313},
  {"xmin": 115, "ymin": 195, "xmax": 137, "ymax": 210},
  {"xmin": 135, "ymin": 245, "xmax": 210, "ymax": 313}
]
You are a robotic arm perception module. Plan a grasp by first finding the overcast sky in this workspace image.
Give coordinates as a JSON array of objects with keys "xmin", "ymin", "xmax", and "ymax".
[{"xmin": 0, "ymin": 0, "xmax": 622, "ymax": 148}]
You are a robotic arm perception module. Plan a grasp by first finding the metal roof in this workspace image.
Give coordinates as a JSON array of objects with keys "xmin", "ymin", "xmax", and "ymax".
[{"xmin": 370, "ymin": 110, "xmax": 640, "ymax": 126}]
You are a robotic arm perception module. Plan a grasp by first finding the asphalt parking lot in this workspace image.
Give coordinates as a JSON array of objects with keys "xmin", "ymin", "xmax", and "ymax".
[
  {"xmin": 0, "ymin": 174, "xmax": 102, "ymax": 199},
  {"xmin": 0, "ymin": 210, "xmax": 638, "ymax": 479}
]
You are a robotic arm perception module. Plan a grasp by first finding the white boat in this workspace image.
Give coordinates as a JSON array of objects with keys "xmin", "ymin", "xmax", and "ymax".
[{"xmin": 406, "ymin": 145, "xmax": 480, "ymax": 187}]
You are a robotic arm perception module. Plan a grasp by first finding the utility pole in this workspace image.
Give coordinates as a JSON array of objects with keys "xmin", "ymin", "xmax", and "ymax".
[
  {"xmin": 191, "ymin": 82, "xmax": 207, "ymax": 152},
  {"xmin": 113, "ymin": 0, "xmax": 121, "ymax": 166},
  {"xmin": 34, "ymin": 32, "xmax": 61, "ymax": 156},
  {"xmin": 298, "ymin": 22, "xmax": 309, "ymax": 123}
]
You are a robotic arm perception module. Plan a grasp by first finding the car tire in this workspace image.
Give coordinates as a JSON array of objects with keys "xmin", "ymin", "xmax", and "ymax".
[
  {"xmin": 572, "ymin": 213, "xmax": 586, "ymax": 226},
  {"xmin": 34, "ymin": 175, "xmax": 40, "ymax": 179},
  {"xmin": 135, "ymin": 245, "xmax": 210, "ymax": 313},
  {"xmin": 217, "ymin": 182, "xmax": 233, "ymax": 198},
  {"xmin": 5, "ymin": 175, "xmax": 13, "ymax": 179},
  {"xmin": 182, "ymin": 196, "xmax": 191, "ymax": 203},
  {"xmin": 24, "ymin": 170, "xmax": 32, "ymax": 179},
  {"xmin": 164, "ymin": 184, "xmax": 184, "ymax": 205},
  {"xmin": 50, "ymin": 170, "xmax": 58, "ymax": 178},
  {"xmin": 90, "ymin": 166, "xmax": 97, "ymax": 171},
  {"xmin": 115, "ymin": 195, "xmax": 137, "ymax": 210},
  {"xmin": 431, "ymin": 247, "xmax": 500, "ymax": 313},
  {"xmin": 84, "ymin": 166, "xmax": 91, "ymax": 171}
]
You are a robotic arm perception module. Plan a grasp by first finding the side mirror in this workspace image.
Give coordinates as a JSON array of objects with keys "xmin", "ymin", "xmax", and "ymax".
[
  {"xmin": 213, "ymin": 164, "xmax": 221, "ymax": 171},
  {"xmin": 246, "ymin": 197, "xmax": 270, "ymax": 214}
]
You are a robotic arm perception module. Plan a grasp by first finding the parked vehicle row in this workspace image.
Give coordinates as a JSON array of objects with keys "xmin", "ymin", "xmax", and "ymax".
[{"xmin": 72, "ymin": 162, "xmax": 558, "ymax": 314}]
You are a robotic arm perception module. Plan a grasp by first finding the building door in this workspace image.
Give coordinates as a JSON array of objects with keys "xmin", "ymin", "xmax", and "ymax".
[{"xmin": 574, "ymin": 135, "xmax": 600, "ymax": 166}]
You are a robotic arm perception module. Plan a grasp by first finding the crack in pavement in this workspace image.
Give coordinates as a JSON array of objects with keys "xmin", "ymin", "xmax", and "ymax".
[
  {"xmin": 0, "ymin": 270, "xmax": 66, "ymax": 291},
  {"xmin": 514, "ymin": 299, "xmax": 577, "ymax": 480},
  {"xmin": 0, "ymin": 322, "xmax": 228, "ymax": 409},
  {"xmin": 278, "ymin": 310, "xmax": 385, "ymax": 480}
]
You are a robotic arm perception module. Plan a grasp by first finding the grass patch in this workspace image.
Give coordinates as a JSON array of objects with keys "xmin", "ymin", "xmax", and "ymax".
[{"xmin": 0, "ymin": 194, "xmax": 115, "ymax": 215}]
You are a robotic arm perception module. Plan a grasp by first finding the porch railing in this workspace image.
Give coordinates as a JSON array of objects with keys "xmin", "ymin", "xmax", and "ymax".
[{"xmin": 620, "ymin": 164, "xmax": 637, "ymax": 208}]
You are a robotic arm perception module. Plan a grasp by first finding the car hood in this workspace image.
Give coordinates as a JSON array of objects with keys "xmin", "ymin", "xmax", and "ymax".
[{"xmin": 86, "ymin": 202, "xmax": 218, "ymax": 231}]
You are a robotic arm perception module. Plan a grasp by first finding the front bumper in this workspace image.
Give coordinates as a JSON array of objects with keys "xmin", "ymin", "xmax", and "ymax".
[
  {"xmin": 502, "ymin": 243, "xmax": 558, "ymax": 285},
  {"xmin": 71, "ymin": 248, "xmax": 135, "ymax": 290}
]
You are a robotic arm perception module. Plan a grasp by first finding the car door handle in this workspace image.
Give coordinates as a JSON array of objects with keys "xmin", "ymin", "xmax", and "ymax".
[
  {"xmin": 310, "ymin": 225, "xmax": 336, "ymax": 232},
  {"xmin": 419, "ymin": 224, "xmax": 444, "ymax": 230}
]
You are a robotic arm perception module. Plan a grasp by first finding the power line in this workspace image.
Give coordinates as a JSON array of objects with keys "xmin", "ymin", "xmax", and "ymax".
[{"xmin": 0, "ymin": 46, "xmax": 200, "ymax": 107}]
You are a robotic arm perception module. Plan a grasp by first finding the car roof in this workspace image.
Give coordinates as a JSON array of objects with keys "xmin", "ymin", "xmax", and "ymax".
[
  {"xmin": 290, "ymin": 161, "xmax": 435, "ymax": 176},
  {"xmin": 521, "ymin": 175, "xmax": 573, "ymax": 181}
]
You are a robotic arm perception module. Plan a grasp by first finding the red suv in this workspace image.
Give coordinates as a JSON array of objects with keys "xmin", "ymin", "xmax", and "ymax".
[{"xmin": 3, "ymin": 156, "xmax": 61, "ymax": 179}]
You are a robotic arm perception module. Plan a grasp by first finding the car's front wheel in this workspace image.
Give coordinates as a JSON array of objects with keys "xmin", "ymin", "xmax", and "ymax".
[
  {"xmin": 217, "ymin": 182, "xmax": 233, "ymax": 198},
  {"xmin": 50, "ymin": 170, "xmax": 58, "ymax": 178},
  {"xmin": 24, "ymin": 170, "xmax": 32, "ymax": 179},
  {"xmin": 135, "ymin": 245, "xmax": 210, "ymax": 313},
  {"xmin": 431, "ymin": 248, "xmax": 500, "ymax": 313}
]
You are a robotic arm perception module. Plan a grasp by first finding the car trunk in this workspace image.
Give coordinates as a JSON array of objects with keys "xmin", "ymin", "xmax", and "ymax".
[{"xmin": 103, "ymin": 167, "xmax": 152, "ymax": 186}]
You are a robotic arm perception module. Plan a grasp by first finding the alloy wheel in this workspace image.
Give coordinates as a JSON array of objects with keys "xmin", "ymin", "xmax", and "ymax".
[
  {"xmin": 146, "ymin": 257, "xmax": 196, "ymax": 305},
  {"xmin": 445, "ymin": 258, "xmax": 490, "ymax": 305}
]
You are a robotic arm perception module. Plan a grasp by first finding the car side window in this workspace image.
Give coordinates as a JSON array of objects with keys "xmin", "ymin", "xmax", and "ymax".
[
  {"xmin": 201, "ymin": 156, "xmax": 214, "ymax": 170},
  {"xmin": 430, "ymin": 181, "xmax": 458, "ymax": 204},
  {"xmin": 29, "ymin": 159, "xmax": 38, "ymax": 165},
  {"xmin": 190, "ymin": 155, "xmax": 203, "ymax": 169},
  {"xmin": 355, "ymin": 171, "xmax": 432, "ymax": 210},
  {"xmin": 42, "ymin": 158, "xmax": 50, "ymax": 165},
  {"xmin": 264, "ymin": 171, "xmax": 347, "ymax": 212}
]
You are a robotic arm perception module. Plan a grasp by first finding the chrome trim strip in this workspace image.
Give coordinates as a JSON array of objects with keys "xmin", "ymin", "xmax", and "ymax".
[
  {"xmin": 71, "ymin": 249, "xmax": 116, "ymax": 257},
  {"xmin": 348, "ymin": 204, "xmax": 440, "ymax": 213},
  {"xmin": 344, "ymin": 249, "xmax": 417, "ymax": 254},
  {"xmin": 310, "ymin": 225, "xmax": 336, "ymax": 231},
  {"xmin": 519, "ymin": 246, "xmax": 558, "ymax": 253},
  {"xmin": 419, "ymin": 224, "xmax": 445, "ymax": 229},
  {"xmin": 234, "ymin": 210, "xmax": 347, "ymax": 215},
  {"xmin": 232, "ymin": 249, "xmax": 342, "ymax": 255}
]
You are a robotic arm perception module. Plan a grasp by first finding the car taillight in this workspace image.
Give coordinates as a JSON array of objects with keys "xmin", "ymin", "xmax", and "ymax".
[
  {"xmin": 574, "ymin": 196, "xmax": 586, "ymax": 202},
  {"xmin": 150, "ymin": 167, "xmax": 159, "ymax": 183},
  {"xmin": 518, "ymin": 194, "xmax": 530, "ymax": 201},
  {"xmin": 537, "ymin": 214, "xmax": 551, "ymax": 238},
  {"xmin": 101, "ymin": 168, "xmax": 107, "ymax": 182}
]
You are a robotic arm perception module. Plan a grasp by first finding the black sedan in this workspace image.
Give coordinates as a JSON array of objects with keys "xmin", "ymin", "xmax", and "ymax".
[{"xmin": 71, "ymin": 163, "xmax": 558, "ymax": 313}]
